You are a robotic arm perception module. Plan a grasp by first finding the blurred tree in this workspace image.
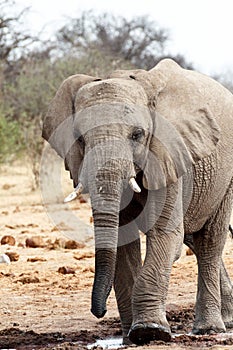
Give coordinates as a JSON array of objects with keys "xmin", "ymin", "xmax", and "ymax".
[
  {"xmin": 0, "ymin": 0, "xmax": 35, "ymax": 64},
  {"xmin": 56, "ymin": 11, "xmax": 193, "ymax": 70},
  {"xmin": 214, "ymin": 70, "xmax": 233, "ymax": 93}
]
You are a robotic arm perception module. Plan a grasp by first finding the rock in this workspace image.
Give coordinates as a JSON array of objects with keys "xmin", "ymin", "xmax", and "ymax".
[
  {"xmin": 20, "ymin": 230, "xmax": 29, "ymax": 234},
  {"xmin": 27, "ymin": 223, "xmax": 39, "ymax": 228},
  {"xmin": 49, "ymin": 238, "xmax": 67, "ymax": 249},
  {"xmin": 82, "ymin": 266, "xmax": 95, "ymax": 273},
  {"xmin": 79, "ymin": 196, "xmax": 87, "ymax": 203},
  {"xmin": 186, "ymin": 248, "xmax": 194, "ymax": 256},
  {"xmin": 17, "ymin": 275, "xmax": 40, "ymax": 284},
  {"xmin": 1, "ymin": 211, "xmax": 9, "ymax": 215},
  {"xmin": 27, "ymin": 257, "xmax": 47, "ymax": 262},
  {"xmin": 5, "ymin": 252, "xmax": 19, "ymax": 261},
  {"xmin": 58, "ymin": 266, "xmax": 75, "ymax": 274},
  {"xmin": 64, "ymin": 240, "xmax": 85, "ymax": 249},
  {"xmin": 2, "ymin": 183, "xmax": 15, "ymax": 190},
  {"xmin": 51, "ymin": 226, "xmax": 59, "ymax": 232},
  {"xmin": 25, "ymin": 236, "xmax": 45, "ymax": 248},
  {"xmin": 5, "ymin": 225, "xmax": 15, "ymax": 229},
  {"xmin": 13, "ymin": 206, "xmax": 21, "ymax": 213},
  {"xmin": 73, "ymin": 252, "xmax": 95, "ymax": 260},
  {"xmin": 1, "ymin": 235, "xmax": 16, "ymax": 246},
  {"xmin": 47, "ymin": 238, "xmax": 86, "ymax": 250}
]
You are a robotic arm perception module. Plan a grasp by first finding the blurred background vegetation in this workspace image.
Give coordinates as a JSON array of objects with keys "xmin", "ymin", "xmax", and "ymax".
[{"xmin": 0, "ymin": 0, "xmax": 232, "ymax": 187}]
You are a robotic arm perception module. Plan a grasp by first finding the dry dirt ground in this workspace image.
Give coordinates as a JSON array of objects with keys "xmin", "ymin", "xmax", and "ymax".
[{"xmin": 0, "ymin": 162, "xmax": 233, "ymax": 350}]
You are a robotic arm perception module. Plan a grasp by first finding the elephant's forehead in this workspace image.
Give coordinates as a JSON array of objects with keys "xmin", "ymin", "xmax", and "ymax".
[
  {"xmin": 74, "ymin": 102, "xmax": 152, "ymax": 136},
  {"xmin": 75, "ymin": 78, "xmax": 148, "ymax": 109}
]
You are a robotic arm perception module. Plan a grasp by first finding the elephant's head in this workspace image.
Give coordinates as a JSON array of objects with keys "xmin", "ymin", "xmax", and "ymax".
[{"xmin": 42, "ymin": 59, "xmax": 220, "ymax": 318}]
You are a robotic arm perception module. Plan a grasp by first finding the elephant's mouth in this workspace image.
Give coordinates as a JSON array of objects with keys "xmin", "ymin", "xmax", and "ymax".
[
  {"xmin": 134, "ymin": 162, "xmax": 142, "ymax": 174},
  {"xmin": 64, "ymin": 175, "xmax": 141, "ymax": 203}
]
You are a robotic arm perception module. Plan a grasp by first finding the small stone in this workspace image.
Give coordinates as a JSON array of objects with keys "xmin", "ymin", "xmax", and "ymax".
[
  {"xmin": 73, "ymin": 252, "xmax": 94, "ymax": 260},
  {"xmin": 5, "ymin": 252, "xmax": 20, "ymax": 261},
  {"xmin": 27, "ymin": 257, "xmax": 47, "ymax": 262},
  {"xmin": 79, "ymin": 196, "xmax": 87, "ymax": 203},
  {"xmin": 17, "ymin": 275, "xmax": 40, "ymax": 284},
  {"xmin": 1, "ymin": 235, "xmax": 16, "ymax": 246},
  {"xmin": 51, "ymin": 238, "xmax": 67, "ymax": 249},
  {"xmin": 5, "ymin": 225, "xmax": 15, "ymax": 229},
  {"xmin": 27, "ymin": 223, "xmax": 39, "ymax": 228},
  {"xmin": 64, "ymin": 240, "xmax": 85, "ymax": 249},
  {"xmin": 2, "ymin": 183, "xmax": 13, "ymax": 190},
  {"xmin": 58, "ymin": 266, "xmax": 75, "ymax": 274},
  {"xmin": 51, "ymin": 226, "xmax": 59, "ymax": 232},
  {"xmin": 186, "ymin": 248, "xmax": 194, "ymax": 256},
  {"xmin": 13, "ymin": 206, "xmax": 21, "ymax": 213},
  {"xmin": 13, "ymin": 322, "xmax": 19, "ymax": 327},
  {"xmin": 1, "ymin": 211, "xmax": 9, "ymax": 215},
  {"xmin": 20, "ymin": 230, "xmax": 29, "ymax": 234},
  {"xmin": 25, "ymin": 236, "xmax": 45, "ymax": 248}
]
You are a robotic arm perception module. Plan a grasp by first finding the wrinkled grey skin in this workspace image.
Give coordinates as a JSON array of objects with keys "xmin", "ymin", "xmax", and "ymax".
[{"xmin": 42, "ymin": 59, "xmax": 233, "ymax": 345}]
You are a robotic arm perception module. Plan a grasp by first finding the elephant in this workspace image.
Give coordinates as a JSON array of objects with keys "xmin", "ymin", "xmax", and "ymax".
[{"xmin": 42, "ymin": 59, "xmax": 233, "ymax": 345}]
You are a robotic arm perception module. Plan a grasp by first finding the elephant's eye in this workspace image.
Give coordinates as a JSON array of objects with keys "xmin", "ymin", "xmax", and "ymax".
[{"xmin": 131, "ymin": 128, "xmax": 145, "ymax": 141}]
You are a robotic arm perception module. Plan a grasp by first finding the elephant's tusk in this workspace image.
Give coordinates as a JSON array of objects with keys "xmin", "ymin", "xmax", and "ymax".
[
  {"xmin": 64, "ymin": 183, "xmax": 83, "ymax": 203},
  {"xmin": 129, "ymin": 177, "xmax": 141, "ymax": 193}
]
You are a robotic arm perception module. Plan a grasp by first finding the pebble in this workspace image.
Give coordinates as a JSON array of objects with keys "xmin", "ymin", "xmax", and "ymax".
[{"xmin": 1, "ymin": 235, "xmax": 16, "ymax": 246}]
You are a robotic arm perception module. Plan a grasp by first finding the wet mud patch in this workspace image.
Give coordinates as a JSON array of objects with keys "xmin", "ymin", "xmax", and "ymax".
[
  {"xmin": 0, "ymin": 317, "xmax": 120, "ymax": 349},
  {"xmin": 1, "ymin": 307, "xmax": 233, "ymax": 349},
  {"xmin": 0, "ymin": 328, "xmax": 95, "ymax": 349},
  {"xmin": 167, "ymin": 304, "xmax": 195, "ymax": 333}
]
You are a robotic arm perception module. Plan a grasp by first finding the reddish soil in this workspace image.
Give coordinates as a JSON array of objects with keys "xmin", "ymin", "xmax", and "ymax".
[{"xmin": 0, "ymin": 163, "xmax": 232, "ymax": 349}]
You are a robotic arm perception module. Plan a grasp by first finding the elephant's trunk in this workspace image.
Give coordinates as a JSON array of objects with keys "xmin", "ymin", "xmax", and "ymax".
[
  {"xmin": 91, "ymin": 247, "xmax": 117, "ymax": 318},
  {"xmin": 90, "ymin": 171, "xmax": 122, "ymax": 319},
  {"xmin": 81, "ymin": 141, "xmax": 134, "ymax": 318}
]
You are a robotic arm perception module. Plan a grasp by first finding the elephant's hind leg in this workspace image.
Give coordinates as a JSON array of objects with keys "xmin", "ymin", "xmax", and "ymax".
[
  {"xmin": 220, "ymin": 261, "xmax": 233, "ymax": 328},
  {"xmin": 192, "ymin": 184, "xmax": 233, "ymax": 335},
  {"xmin": 184, "ymin": 233, "xmax": 233, "ymax": 329}
]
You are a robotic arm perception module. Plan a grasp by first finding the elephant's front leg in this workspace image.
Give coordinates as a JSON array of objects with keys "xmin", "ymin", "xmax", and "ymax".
[
  {"xmin": 114, "ymin": 235, "xmax": 142, "ymax": 344},
  {"xmin": 129, "ymin": 228, "xmax": 183, "ymax": 345}
]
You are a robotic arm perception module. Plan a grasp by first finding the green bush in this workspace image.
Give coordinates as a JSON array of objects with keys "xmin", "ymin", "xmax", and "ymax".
[{"xmin": 0, "ymin": 113, "xmax": 23, "ymax": 163}]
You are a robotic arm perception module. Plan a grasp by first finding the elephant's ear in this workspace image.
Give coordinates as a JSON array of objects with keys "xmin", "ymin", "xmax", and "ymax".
[
  {"xmin": 142, "ymin": 59, "xmax": 220, "ymax": 190},
  {"xmin": 42, "ymin": 74, "xmax": 99, "ymax": 186}
]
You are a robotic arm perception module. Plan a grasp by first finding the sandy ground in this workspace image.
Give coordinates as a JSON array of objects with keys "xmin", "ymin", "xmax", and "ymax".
[{"xmin": 0, "ymin": 161, "xmax": 233, "ymax": 350}]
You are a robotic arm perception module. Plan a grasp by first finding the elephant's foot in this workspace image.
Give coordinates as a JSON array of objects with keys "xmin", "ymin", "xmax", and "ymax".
[
  {"xmin": 128, "ymin": 322, "xmax": 171, "ymax": 345},
  {"xmin": 221, "ymin": 292, "xmax": 233, "ymax": 328},
  {"xmin": 224, "ymin": 320, "xmax": 233, "ymax": 329},
  {"xmin": 192, "ymin": 320, "xmax": 226, "ymax": 335},
  {"xmin": 122, "ymin": 336, "xmax": 132, "ymax": 345},
  {"xmin": 222, "ymin": 309, "xmax": 233, "ymax": 329}
]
